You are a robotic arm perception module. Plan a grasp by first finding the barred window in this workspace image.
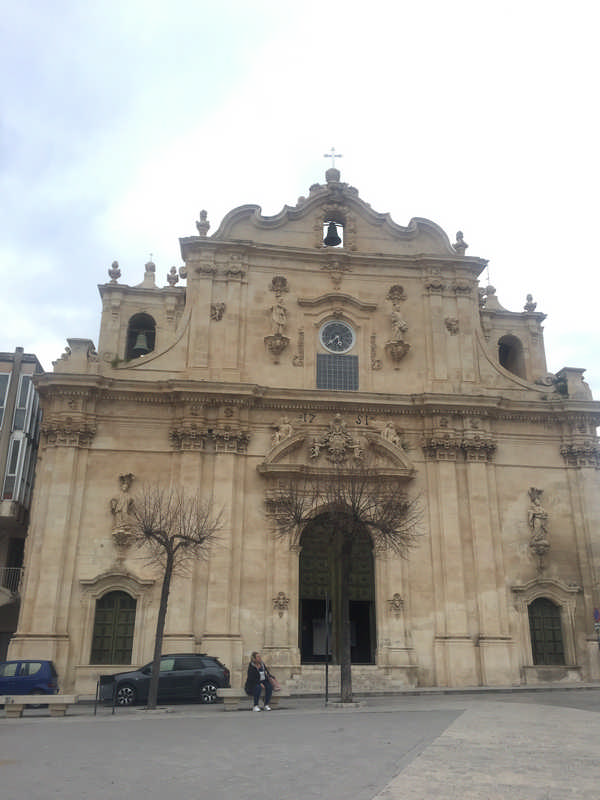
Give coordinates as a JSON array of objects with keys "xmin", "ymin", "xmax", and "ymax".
[{"xmin": 316, "ymin": 354, "xmax": 359, "ymax": 391}]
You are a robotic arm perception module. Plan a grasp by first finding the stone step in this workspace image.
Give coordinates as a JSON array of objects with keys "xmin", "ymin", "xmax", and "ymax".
[{"xmin": 286, "ymin": 665, "xmax": 417, "ymax": 693}]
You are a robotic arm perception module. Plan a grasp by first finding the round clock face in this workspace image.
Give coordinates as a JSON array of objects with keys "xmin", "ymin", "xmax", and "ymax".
[{"xmin": 319, "ymin": 321, "xmax": 355, "ymax": 354}]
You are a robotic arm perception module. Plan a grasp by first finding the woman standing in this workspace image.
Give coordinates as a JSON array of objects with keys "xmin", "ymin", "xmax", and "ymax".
[{"xmin": 244, "ymin": 651, "xmax": 273, "ymax": 711}]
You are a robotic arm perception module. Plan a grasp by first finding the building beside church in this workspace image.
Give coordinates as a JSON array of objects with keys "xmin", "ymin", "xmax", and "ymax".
[
  {"xmin": 0, "ymin": 348, "xmax": 42, "ymax": 660},
  {"xmin": 8, "ymin": 168, "xmax": 600, "ymax": 695}
]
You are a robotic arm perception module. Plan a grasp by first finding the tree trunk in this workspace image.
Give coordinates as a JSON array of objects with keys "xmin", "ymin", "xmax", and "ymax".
[
  {"xmin": 339, "ymin": 535, "xmax": 353, "ymax": 703},
  {"xmin": 147, "ymin": 555, "xmax": 173, "ymax": 709}
]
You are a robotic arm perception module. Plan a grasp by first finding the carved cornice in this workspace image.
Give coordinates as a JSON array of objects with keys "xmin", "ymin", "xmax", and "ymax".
[
  {"xmin": 560, "ymin": 439, "xmax": 600, "ymax": 468},
  {"xmin": 169, "ymin": 424, "xmax": 250, "ymax": 454},
  {"xmin": 34, "ymin": 378, "xmax": 600, "ymax": 429},
  {"xmin": 297, "ymin": 293, "xmax": 377, "ymax": 312},
  {"xmin": 422, "ymin": 429, "xmax": 497, "ymax": 462},
  {"xmin": 41, "ymin": 416, "xmax": 97, "ymax": 448}
]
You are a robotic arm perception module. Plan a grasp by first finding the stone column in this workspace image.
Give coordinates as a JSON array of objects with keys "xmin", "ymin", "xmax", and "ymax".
[
  {"xmin": 185, "ymin": 261, "xmax": 215, "ymax": 369},
  {"xmin": 423, "ymin": 424, "xmax": 477, "ymax": 686},
  {"xmin": 200, "ymin": 426, "xmax": 248, "ymax": 680},
  {"xmin": 561, "ymin": 431, "xmax": 600, "ymax": 678},
  {"xmin": 463, "ymin": 432, "xmax": 514, "ymax": 685},
  {"xmin": 423, "ymin": 273, "xmax": 447, "ymax": 386},
  {"xmin": 9, "ymin": 416, "xmax": 96, "ymax": 682}
]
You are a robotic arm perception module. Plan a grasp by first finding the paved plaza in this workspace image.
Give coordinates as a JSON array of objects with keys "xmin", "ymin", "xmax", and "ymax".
[{"xmin": 1, "ymin": 687, "xmax": 600, "ymax": 799}]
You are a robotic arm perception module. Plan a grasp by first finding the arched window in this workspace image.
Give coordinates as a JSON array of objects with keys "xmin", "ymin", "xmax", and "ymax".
[
  {"xmin": 528, "ymin": 597, "xmax": 565, "ymax": 665},
  {"xmin": 498, "ymin": 334, "xmax": 526, "ymax": 379},
  {"xmin": 90, "ymin": 591, "xmax": 136, "ymax": 664},
  {"xmin": 125, "ymin": 313, "xmax": 156, "ymax": 360}
]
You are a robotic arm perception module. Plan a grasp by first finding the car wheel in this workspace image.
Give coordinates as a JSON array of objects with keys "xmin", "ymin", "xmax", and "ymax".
[
  {"xmin": 115, "ymin": 683, "xmax": 137, "ymax": 706},
  {"xmin": 199, "ymin": 681, "xmax": 218, "ymax": 704}
]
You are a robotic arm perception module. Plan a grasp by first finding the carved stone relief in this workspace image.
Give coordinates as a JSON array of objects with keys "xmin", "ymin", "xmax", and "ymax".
[
  {"xmin": 210, "ymin": 302, "xmax": 226, "ymax": 321},
  {"xmin": 381, "ymin": 422, "xmax": 402, "ymax": 447},
  {"xmin": 273, "ymin": 591, "xmax": 289, "ymax": 617},
  {"xmin": 272, "ymin": 416, "xmax": 294, "ymax": 447},
  {"xmin": 309, "ymin": 414, "xmax": 365, "ymax": 463},
  {"xmin": 445, "ymin": 317, "xmax": 459, "ymax": 335},
  {"xmin": 293, "ymin": 329, "xmax": 304, "ymax": 367},
  {"xmin": 370, "ymin": 333, "xmax": 382, "ymax": 370},
  {"xmin": 321, "ymin": 259, "xmax": 351, "ymax": 289},
  {"xmin": 388, "ymin": 593, "xmax": 404, "ymax": 615}
]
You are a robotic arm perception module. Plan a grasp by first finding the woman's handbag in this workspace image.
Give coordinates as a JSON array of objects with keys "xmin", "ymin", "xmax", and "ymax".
[{"xmin": 268, "ymin": 675, "xmax": 281, "ymax": 691}]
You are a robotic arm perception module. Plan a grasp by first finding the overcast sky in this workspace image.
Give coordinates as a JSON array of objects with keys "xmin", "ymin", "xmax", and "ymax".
[{"xmin": 2, "ymin": 1, "xmax": 598, "ymax": 398}]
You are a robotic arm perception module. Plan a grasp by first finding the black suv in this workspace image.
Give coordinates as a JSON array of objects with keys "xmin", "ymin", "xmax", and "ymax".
[{"xmin": 100, "ymin": 654, "xmax": 230, "ymax": 705}]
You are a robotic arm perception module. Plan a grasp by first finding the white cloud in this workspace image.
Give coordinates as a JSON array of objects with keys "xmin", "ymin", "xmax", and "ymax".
[{"xmin": 1, "ymin": 0, "xmax": 599, "ymax": 395}]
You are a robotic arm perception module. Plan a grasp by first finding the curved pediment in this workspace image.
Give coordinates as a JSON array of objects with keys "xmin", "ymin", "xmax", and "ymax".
[
  {"xmin": 258, "ymin": 419, "xmax": 416, "ymax": 481},
  {"xmin": 208, "ymin": 173, "xmax": 460, "ymax": 258},
  {"xmin": 297, "ymin": 293, "xmax": 377, "ymax": 312}
]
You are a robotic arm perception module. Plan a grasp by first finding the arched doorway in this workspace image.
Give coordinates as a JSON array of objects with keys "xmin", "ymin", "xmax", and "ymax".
[
  {"xmin": 528, "ymin": 597, "xmax": 565, "ymax": 665},
  {"xmin": 299, "ymin": 513, "xmax": 375, "ymax": 664}
]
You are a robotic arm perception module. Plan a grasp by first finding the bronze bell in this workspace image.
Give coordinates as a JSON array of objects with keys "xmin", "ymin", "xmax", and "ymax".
[
  {"xmin": 132, "ymin": 331, "xmax": 150, "ymax": 355},
  {"xmin": 323, "ymin": 221, "xmax": 342, "ymax": 247}
]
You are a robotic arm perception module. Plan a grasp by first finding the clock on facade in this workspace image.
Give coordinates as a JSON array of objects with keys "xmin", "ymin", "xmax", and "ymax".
[{"xmin": 319, "ymin": 321, "xmax": 355, "ymax": 354}]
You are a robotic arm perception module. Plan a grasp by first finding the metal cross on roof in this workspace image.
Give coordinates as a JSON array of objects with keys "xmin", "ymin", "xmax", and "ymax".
[{"xmin": 324, "ymin": 147, "xmax": 343, "ymax": 168}]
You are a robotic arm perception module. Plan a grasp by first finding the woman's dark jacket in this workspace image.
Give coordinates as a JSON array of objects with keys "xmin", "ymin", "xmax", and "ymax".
[{"xmin": 244, "ymin": 662, "xmax": 271, "ymax": 695}]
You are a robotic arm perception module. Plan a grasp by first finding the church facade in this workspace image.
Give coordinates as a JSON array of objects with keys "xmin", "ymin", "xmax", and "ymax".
[{"xmin": 9, "ymin": 168, "xmax": 600, "ymax": 695}]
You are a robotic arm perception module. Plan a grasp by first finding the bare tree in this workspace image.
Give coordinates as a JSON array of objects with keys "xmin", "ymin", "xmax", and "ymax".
[
  {"xmin": 130, "ymin": 486, "xmax": 223, "ymax": 708},
  {"xmin": 267, "ymin": 461, "xmax": 422, "ymax": 703}
]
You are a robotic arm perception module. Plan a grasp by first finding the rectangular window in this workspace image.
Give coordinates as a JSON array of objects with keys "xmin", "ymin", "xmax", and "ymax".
[
  {"xmin": 0, "ymin": 373, "xmax": 10, "ymax": 429},
  {"xmin": 3, "ymin": 439, "xmax": 21, "ymax": 500},
  {"xmin": 316, "ymin": 354, "xmax": 359, "ymax": 391},
  {"xmin": 12, "ymin": 375, "xmax": 32, "ymax": 431}
]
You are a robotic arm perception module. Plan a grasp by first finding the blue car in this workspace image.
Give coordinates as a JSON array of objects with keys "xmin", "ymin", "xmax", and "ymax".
[{"xmin": 0, "ymin": 660, "xmax": 59, "ymax": 696}]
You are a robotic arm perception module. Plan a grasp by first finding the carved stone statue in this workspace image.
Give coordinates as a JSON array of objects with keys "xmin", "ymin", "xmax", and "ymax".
[
  {"xmin": 110, "ymin": 473, "xmax": 135, "ymax": 531},
  {"xmin": 211, "ymin": 302, "xmax": 226, "ymax": 321},
  {"xmin": 390, "ymin": 305, "xmax": 408, "ymax": 342},
  {"xmin": 527, "ymin": 487, "xmax": 550, "ymax": 567},
  {"xmin": 381, "ymin": 421, "xmax": 401, "ymax": 447},
  {"xmin": 271, "ymin": 301, "xmax": 287, "ymax": 335},
  {"xmin": 272, "ymin": 416, "xmax": 293, "ymax": 446}
]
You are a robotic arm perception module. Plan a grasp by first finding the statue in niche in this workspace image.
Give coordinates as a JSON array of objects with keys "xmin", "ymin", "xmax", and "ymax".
[
  {"xmin": 390, "ymin": 304, "xmax": 408, "ymax": 342},
  {"xmin": 110, "ymin": 473, "xmax": 135, "ymax": 531},
  {"xmin": 271, "ymin": 301, "xmax": 287, "ymax": 335},
  {"xmin": 272, "ymin": 416, "xmax": 293, "ymax": 446},
  {"xmin": 527, "ymin": 487, "xmax": 550, "ymax": 567}
]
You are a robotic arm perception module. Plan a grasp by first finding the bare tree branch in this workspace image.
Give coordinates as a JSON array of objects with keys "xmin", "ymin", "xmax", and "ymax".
[
  {"xmin": 265, "ymin": 459, "xmax": 422, "ymax": 703},
  {"xmin": 128, "ymin": 484, "xmax": 223, "ymax": 708}
]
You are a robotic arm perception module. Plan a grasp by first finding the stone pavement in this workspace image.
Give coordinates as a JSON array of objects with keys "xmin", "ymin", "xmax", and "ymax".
[{"xmin": 1, "ymin": 687, "xmax": 600, "ymax": 799}]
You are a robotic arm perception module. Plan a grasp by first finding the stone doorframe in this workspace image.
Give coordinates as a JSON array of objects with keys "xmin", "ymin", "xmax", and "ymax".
[
  {"xmin": 78, "ymin": 570, "xmax": 155, "ymax": 667},
  {"xmin": 257, "ymin": 421, "xmax": 417, "ymax": 671},
  {"xmin": 511, "ymin": 577, "xmax": 582, "ymax": 668}
]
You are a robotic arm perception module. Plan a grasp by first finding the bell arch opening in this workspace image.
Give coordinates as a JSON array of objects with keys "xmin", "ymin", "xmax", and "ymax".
[
  {"xmin": 498, "ymin": 334, "xmax": 526, "ymax": 379},
  {"xmin": 299, "ymin": 512, "xmax": 375, "ymax": 665},
  {"xmin": 125, "ymin": 313, "xmax": 156, "ymax": 360}
]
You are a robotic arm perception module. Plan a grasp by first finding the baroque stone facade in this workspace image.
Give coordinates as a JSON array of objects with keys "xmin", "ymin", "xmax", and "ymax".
[{"xmin": 9, "ymin": 169, "xmax": 600, "ymax": 695}]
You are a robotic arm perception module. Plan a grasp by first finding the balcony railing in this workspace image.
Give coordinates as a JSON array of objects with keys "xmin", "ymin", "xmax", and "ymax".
[{"xmin": 0, "ymin": 567, "xmax": 24, "ymax": 594}]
